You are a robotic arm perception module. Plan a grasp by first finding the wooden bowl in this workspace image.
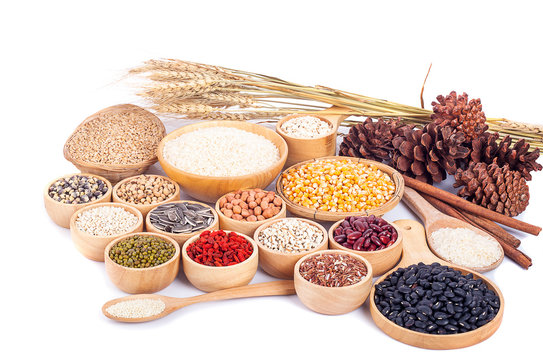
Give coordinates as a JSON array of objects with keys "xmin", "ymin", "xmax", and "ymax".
[
  {"xmin": 63, "ymin": 104, "xmax": 166, "ymax": 183},
  {"xmin": 104, "ymin": 232, "xmax": 180, "ymax": 294},
  {"xmin": 112, "ymin": 174, "xmax": 180, "ymax": 218},
  {"xmin": 157, "ymin": 120, "xmax": 288, "ymax": 203},
  {"xmin": 215, "ymin": 190, "xmax": 287, "ymax": 237},
  {"xmin": 369, "ymin": 220, "xmax": 504, "ymax": 349},
  {"xmin": 146, "ymin": 200, "xmax": 219, "ymax": 247},
  {"xmin": 69, "ymin": 203, "xmax": 144, "ymax": 261},
  {"xmin": 276, "ymin": 114, "xmax": 337, "ymax": 167},
  {"xmin": 294, "ymin": 249, "xmax": 373, "ymax": 315},
  {"xmin": 253, "ymin": 218, "xmax": 329, "ymax": 279},
  {"xmin": 276, "ymin": 156, "xmax": 404, "ymax": 222},
  {"xmin": 44, "ymin": 173, "xmax": 112, "ymax": 228},
  {"xmin": 328, "ymin": 217, "xmax": 403, "ymax": 276},
  {"xmin": 181, "ymin": 230, "xmax": 259, "ymax": 292}
]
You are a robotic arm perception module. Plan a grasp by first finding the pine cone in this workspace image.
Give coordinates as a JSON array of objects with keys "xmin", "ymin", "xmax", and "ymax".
[
  {"xmin": 431, "ymin": 91, "xmax": 488, "ymax": 141},
  {"xmin": 454, "ymin": 161, "xmax": 529, "ymax": 217},
  {"xmin": 470, "ymin": 132, "xmax": 542, "ymax": 181},
  {"xmin": 391, "ymin": 122, "xmax": 469, "ymax": 184},
  {"xmin": 339, "ymin": 118, "xmax": 404, "ymax": 163}
]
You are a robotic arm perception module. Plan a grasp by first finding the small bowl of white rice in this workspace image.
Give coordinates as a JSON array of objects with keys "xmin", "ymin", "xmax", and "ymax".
[{"xmin": 158, "ymin": 121, "xmax": 288, "ymax": 202}]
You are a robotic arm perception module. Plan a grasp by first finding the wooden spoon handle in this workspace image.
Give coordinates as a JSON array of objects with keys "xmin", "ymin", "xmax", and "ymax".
[
  {"xmin": 393, "ymin": 219, "xmax": 441, "ymax": 267},
  {"xmin": 171, "ymin": 280, "xmax": 295, "ymax": 309},
  {"xmin": 402, "ymin": 187, "xmax": 442, "ymax": 223}
]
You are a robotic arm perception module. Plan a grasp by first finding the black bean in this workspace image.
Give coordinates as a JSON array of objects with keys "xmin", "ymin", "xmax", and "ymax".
[
  {"xmin": 398, "ymin": 285, "xmax": 412, "ymax": 294},
  {"xmin": 435, "ymin": 319, "xmax": 449, "ymax": 326},
  {"xmin": 400, "ymin": 300, "xmax": 411, "ymax": 308},
  {"xmin": 432, "ymin": 282, "xmax": 446, "ymax": 291},
  {"xmin": 416, "ymin": 305, "xmax": 432, "ymax": 316},
  {"xmin": 444, "ymin": 325, "xmax": 458, "ymax": 333},
  {"xmin": 405, "ymin": 318, "xmax": 415, "ymax": 328}
]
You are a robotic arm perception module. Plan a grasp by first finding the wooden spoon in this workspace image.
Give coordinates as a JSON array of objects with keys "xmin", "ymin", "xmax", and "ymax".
[
  {"xmin": 369, "ymin": 219, "xmax": 504, "ymax": 350},
  {"xmin": 402, "ymin": 187, "xmax": 504, "ymax": 272},
  {"xmin": 102, "ymin": 280, "xmax": 295, "ymax": 323}
]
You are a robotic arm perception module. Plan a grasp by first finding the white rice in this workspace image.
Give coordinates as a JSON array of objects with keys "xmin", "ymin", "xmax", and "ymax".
[
  {"xmin": 106, "ymin": 299, "xmax": 165, "ymax": 319},
  {"xmin": 163, "ymin": 127, "xmax": 280, "ymax": 177},
  {"xmin": 430, "ymin": 228, "xmax": 502, "ymax": 268}
]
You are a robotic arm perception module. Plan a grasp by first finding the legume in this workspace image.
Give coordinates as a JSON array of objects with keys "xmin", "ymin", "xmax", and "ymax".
[
  {"xmin": 186, "ymin": 230, "xmax": 253, "ymax": 266},
  {"xmin": 48, "ymin": 175, "xmax": 108, "ymax": 204},
  {"xmin": 150, "ymin": 202, "xmax": 214, "ymax": 234},
  {"xmin": 116, "ymin": 175, "xmax": 176, "ymax": 205},
  {"xmin": 374, "ymin": 262, "xmax": 500, "ymax": 334},
  {"xmin": 280, "ymin": 115, "xmax": 333, "ymax": 138},
  {"xmin": 162, "ymin": 127, "xmax": 280, "ymax": 177},
  {"xmin": 258, "ymin": 218, "xmax": 324, "ymax": 253},
  {"xmin": 430, "ymin": 228, "xmax": 502, "ymax": 268},
  {"xmin": 333, "ymin": 215, "xmax": 398, "ymax": 251},
  {"xmin": 109, "ymin": 234, "xmax": 176, "ymax": 268},
  {"xmin": 75, "ymin": 206, "xmax": 139, "ymax": 236},
  {"xmin": 219, "ymin": 189, "xmax": 282, "ymax": 222},
  {"xmin": 299, "ymin": 253, "xmax": 367, "ymax": 287},
  {"xmin": 105, "ymin": 299, "xmax": 165, "ymax": 319},
  {"xmin": 281, "ymin": 158, "xmax": 396, "ymax": 212}
]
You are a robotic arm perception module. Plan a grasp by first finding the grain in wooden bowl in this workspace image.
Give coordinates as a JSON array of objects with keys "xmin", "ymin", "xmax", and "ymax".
[
  {"xmin": 63, "ymin": 104, "xmax": 166, "ymax": 183},
  {"xmin": 157, "ymin": 121, "xmax": 287, "ymax": 203},
  {"xmin": 276, "ymin": 156, "xmax": 404, "ymax": 222},
  {"xmin": 44, "ymin": 173, "xmax": 112, "ymax": 228},
  {"xmin": 294, "ymin": 250, "xmax": 373, "ymax": 315}
]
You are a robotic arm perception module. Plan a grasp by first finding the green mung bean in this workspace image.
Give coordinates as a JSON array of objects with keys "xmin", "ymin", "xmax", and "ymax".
[{"xmin": 109, "ymin": 235, "xmax": 175, "ymax": 268}]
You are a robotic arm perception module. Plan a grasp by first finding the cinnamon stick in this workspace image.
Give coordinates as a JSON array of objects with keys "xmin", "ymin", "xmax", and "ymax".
[
  {"xmin": 402, "ymin": 175, "xmax": 541, "ymax": 236},
  {"xmin": 418, "ymin": 192, "xmax": 532, "ymax": 269},
  {"xmin": 421, "ymin": 193, "xmax": 521, "ymax": 249}
]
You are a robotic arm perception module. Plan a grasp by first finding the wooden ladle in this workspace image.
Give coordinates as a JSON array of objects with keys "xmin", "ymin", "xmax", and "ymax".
[
  {"xmin": 102, "ymin": 280, "xmax": 295, "ymax": 323},
  {"xmin": 402, "ymin": 187, "xmax": 504, "ymax": 272},
  {"xmin": 369, "ymin": 219, "xmax": 504, "ymax": 349}
]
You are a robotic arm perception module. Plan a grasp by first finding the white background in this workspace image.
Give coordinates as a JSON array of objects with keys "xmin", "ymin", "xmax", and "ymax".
[{"xmin": 2, "ymin": 1, "xmax": 542, "ymax": 358}]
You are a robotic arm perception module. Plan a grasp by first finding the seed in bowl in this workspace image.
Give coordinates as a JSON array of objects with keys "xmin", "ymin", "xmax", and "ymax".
[
  {"xmin": 75, "ymin": 206, "xmax": 139, "ymax": 236},
  {"xmin": 162, "ymin": 127, "xmax": 280, "ymax": 177},
  {"xmin": 109, "ymin": 234, "xmax": 176, "ymax": 268},
  {"xmin": 299, "ymin": 253, "xmax": 367, "ymax": 287},
  {"xmin": 150, "ymin": 202, "xmax": 214, "ymax": 233},
  {"xmin": 258, "ymin": 219, "xmax": 323, "ymax": 253},
  {"xmin": 48, "ymin": 175, "xmax": 108, "ymax": 204},
  {"xmin": 186, "ymin": 230, "xmax": 253, "ymax": 266},
  {"xmin": 334, "ymin": 215, "xmax": 398, "ymax": 251},
  {"xmin": 116, "ymin": 175, "xmax": 176, "ymax": 205},
  {"xmin": 280, "ymin": 115, "xmax": 333, "ymax": 138},
  {"xmin": 281, "ymin": 159, "xmax": 396, "ymax": 212},
  {"xmin": 219, "ymin": 189, "xmax": 282, "ymax": 221}
]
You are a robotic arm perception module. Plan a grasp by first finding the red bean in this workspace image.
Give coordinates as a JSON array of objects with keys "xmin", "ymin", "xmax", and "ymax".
[
  {"xmin": 334, "ymin": 234, "xmax": 346, "ymax": 243},
  {"xmin": 336, "ymin": 215, "xmax": 398, "ymax": 252},
  {"xmin": 380, "ymin": 235, "xmax": 390, "ymax": 244},
  {"xmin": 347, "ymin": 231, "xmax": 362, "ymax": 240},
  {"xmin": 334, "ymin": 227, "xmax": 344, "ymax": 236}
]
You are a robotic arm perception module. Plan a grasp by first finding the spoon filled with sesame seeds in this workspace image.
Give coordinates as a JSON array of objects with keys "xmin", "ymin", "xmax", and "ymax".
[{"xmin": 102, "ymin": 280, "xmax": 295, "ymax": 323}]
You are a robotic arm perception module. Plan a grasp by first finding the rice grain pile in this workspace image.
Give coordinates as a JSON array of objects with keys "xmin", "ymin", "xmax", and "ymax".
[
  {"xmin": 163, "ymin": 127, "xmax": 280, "ymax": 177},
  {"xmin": 105, "ymin": 299, "xmax": 165, "ymax": 319},
  {"xmin": 430, "ymin": 228, "xmax": 503, "ymax": 268}
]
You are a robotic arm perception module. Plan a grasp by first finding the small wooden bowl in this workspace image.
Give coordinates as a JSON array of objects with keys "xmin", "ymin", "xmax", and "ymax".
[
  {"xmin": 182, "ymin": 230, "xmax": 259, "ymax": 292},
  {"xmin": 44, "ymin": 173, "xmax": 112, "ymax": 228},
  {"xmin": 104, "ymin": 232, "xmax": 180, "ymax": 294},
  {"xmin": 276, "ymin": 156, "xmax": 404, "ymax": 222},
  {"xmin": 276, "ymin": 114, "xmax": 337, "ymax": 167},
  {"xmin": 146, "ymin": 200, "xmax": 219, "ymax": 247},
  {"xmin": 253, "ymin": 218, "xmax": 329, "ymax": 279},
  {"xmin": 294, "ymin": 249, "xmax": 373, "ymax": 315},
  {"xmin": 328, "ymin": 218, "xmax": 403, "ymax": 276},
  {"xmin": 63, "ymin": 104, "xmax": 166, "ymax": 184},
  {"xmin": 157, "ymin": 120, "xmax": 288, "ymax": 203},
  {"xmin": 112, "ymin": 174, "xmax": 180, "ymax": 218},
  {"xmin": 215, "ymin": 191, "xmax": 287, "ymax": 237},
  {"xmin": 70, "ymin": 203, "xmax": 144, "ymax": 261}
]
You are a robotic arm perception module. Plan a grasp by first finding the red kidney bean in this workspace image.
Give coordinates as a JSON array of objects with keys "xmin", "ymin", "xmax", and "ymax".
[
  {"xmin": 334, "ymin": 234, "xmax": 346, "ymax": 242},
  {"xmin": 334, "ymin": 227, "xmax": 344, "ymax": 236},
  {"xmin": 341, "ymin": 220, "xmax": 350, "ymax": 228},
  {"xmin": 380, "ymin": 235, "xmax": 390, "ymax": 244},
  {"xmin": 363, "ymin": 228, "xmax": 373, "ymax": 237},
  {"xmin": 347, "ymin": 231, "xmax": 362, "ymax": 240},
  {"xmin": 333, "ymin": 215, "xmax": 398, "ymax": 252},
  {"xmin": 345, "ymin": 228, "xmax": 354, "ymax": 236},
  {"xmin": 370, "ymin": 223, "xmax": 382, "ymax": 232},
  {"xmin": 353, "ymin": 239, "xmax": 364, "ymax": 251}
]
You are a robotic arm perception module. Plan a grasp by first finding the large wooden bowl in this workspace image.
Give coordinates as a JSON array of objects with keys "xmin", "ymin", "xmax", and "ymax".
[
  {"xmin": 328, "ymin": 217, "xmax": 403, "ymax": 276},
  {"xmin": 253, "ymin": 218, "xmax": 328, "ymax": 279},
  {"xmin": 63, "ymin": 104, "xmax": 166, "ymax": 184},
  {"xmin": 369, "ymin": 220, "xmax": 504, "ymax": 350},
  {"xmin": 182, "ymin": 230, "xmax": 259, "ymax": 292},
  {"xmin": 145, "ymin": 200, "xmax": 219, "ymax": 247},
  {"xmin": 69, "ymin": 203, "xmax": 144, "ymax": 261},
  {"xmin": 112, "ymin": 174, "xmax": 180, "ymax": 218},
  {"xmin": 104, "ymin": 232, "xmax": 180, "ymax": 294},
  {"xmin": 44, "ymin": 173, "xmax": 112, "ymax": 228},
  {"xmin": 276, "ymin": 156, "xmax": 404, "ymax": 222},
  {"xmin": 215, "ymin": 190, "xmax": 287, "ymax": 237},
  {"xmin": 157, "ymin": 121, "xmax": 288, "ymax": 203},
  {"xmin": 294, "ymin": 249, "xmax": 373, "ymax": 315}
]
